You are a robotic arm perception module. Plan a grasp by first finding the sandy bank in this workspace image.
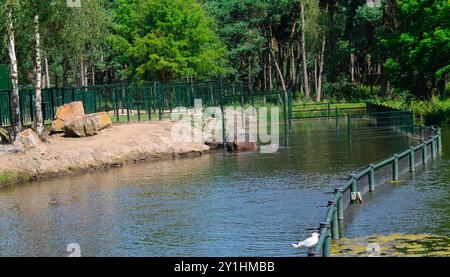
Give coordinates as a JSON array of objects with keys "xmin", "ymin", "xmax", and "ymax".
[{"xmin": 0, "ymin": 121, "xmax": 210, "ymax": 187}]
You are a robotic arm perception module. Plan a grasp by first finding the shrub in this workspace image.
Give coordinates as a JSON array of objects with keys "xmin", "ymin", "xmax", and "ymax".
[{"xmin": 323, "ymin": 79, "xmax": 381, "ymax": 101}]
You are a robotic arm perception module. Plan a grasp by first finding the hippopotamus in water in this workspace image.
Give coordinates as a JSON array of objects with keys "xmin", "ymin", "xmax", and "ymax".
[
  {"xmin": 226, "ymin": 141, "xmax": 258, "ymax": 152},
  {"xmin": 226, "ymin": 132, "xmax": 257, "ymax": 153}
]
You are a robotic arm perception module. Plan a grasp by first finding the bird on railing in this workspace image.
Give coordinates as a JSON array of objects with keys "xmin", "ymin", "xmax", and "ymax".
[{"xmin": 291, "ymin": 232, "xmax": 319, "ymax": 249}]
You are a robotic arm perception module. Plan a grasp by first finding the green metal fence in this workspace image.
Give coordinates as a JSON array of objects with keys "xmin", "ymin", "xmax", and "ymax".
[
  {"xmin": 0, "ymin": 81, "xmax": 288, "ymax": 128},
  {"xmin": 290, "ymin": 102, "xmax": 367, "ymax": 120},
  {"xmin": 309, "ymin": 104, "xmax": 442, "ymax": 257}
]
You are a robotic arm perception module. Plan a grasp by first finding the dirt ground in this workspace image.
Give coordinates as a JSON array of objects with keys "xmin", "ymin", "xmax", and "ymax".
[{"xmin": 0, "ymin": 121, "xmax": 210, "ymax": 187}]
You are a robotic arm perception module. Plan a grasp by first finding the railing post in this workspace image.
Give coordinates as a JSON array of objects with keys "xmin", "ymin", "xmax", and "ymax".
[
  {"xmin": 321, "ymin": 222, "xmax": 331, "ymax": 257},
  {"xmin": 158, "ymin": 83, "xmax": 163, "ymax": 121},
  {"xmin": 393, "ymin": 154, "xmax": 399, "ymax": 181},
  {"xmin": 219, "ymin": 80, "xmax": 226, "ymax": 152},
  {"xmin": 422, "ymin": 141, "xmax": 428, "ymax": 164},
  {"xmin": 409, "ymin": 147, "xmax": 415, "ymax": 173},
  {"xmin": 334, "ymin": 188, "xmax": 344, "ymax": 220},
  {"xmin": 329, "ymin": 201, "xmax": 339, "ymax": 240},
  {"xmin": 369, "ymin": 164, "xmax": 375, "ymax": 191},
  {"xmin": 431, "ymin": 137, "xmax": 436, "ymax": 159},
  {"xmin": 347, "ymin": 114, "xmax": 352, "ymax": 142},
  {"xmin": 282, "ymin": 91, "xmax": 288, "ymax": 146},
  {"xmin": 335, "ymin": 107, "xmax": 339, "ymax": 130},
  {"xmin": 350, "ymin": 174, "xmax": 357, "ymax": 204},
  {"xmin": 438, "ymin": 128, "xmax": 442, "ymax": 155}
]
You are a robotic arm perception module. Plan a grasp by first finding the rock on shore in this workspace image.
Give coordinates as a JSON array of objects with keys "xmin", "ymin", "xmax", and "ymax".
[{"xmin": 0, "ymin": 121, "xmax": 209, "ymax": 187}]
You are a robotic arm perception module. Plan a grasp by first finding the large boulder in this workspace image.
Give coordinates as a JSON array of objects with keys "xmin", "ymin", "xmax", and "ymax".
[
  {"xmin": 13, "ymin": 129, "xmax": 46, "ymax": 150},
  {"xmin": 52, "ymin": 101, "xmax": 85, "ymax": 133},
  {"xmin": 63, "ymin": 112, "xmax": 112, "ymax": 137}
]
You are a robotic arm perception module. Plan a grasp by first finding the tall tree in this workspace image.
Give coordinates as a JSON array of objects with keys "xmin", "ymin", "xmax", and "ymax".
[
  {"xmin": 33, "ymin": 10, "xmax": 44, "ymax": 140},
  {"xmin": 383, "ymin": 0, "xmax": 450, "ymax": 99},
  {"xmin": 300, "ymin": 0, "xmax": 311, "ymax": 99},
  {"xmin": 111, "ymin": 0, "xmax": 228, "ymax": 83},
  {"xmin": 3, "ymin": 0, "xmax": 22, "ymax": 140}
]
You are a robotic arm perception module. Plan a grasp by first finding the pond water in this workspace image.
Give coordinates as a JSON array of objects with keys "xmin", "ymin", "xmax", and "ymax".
[
  {"xmin": 338, "ymin": 128, "xmax": 450, "ymax": 256},
  {"xmin": 0, "ymin": 120, "xmax": 428, "ymax": 257}
]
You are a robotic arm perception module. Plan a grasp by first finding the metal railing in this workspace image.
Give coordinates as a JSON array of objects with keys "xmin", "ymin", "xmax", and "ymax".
[
  {"xmin": 309, "ymin": 104, "xmax": 442, "ymax": 257},
  {"xmin": 0, "ymin": 81, "xmax": 287, "ymax": 128}
]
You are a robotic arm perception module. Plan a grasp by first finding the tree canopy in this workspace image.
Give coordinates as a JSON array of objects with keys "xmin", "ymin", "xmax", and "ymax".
[
  {"xmin": 109, "ymin": 0, "xmax": 228, "ymax": 83},
  {"xmin": 0, "ymin": 0, "xmax": 448, "ymax": 100}
]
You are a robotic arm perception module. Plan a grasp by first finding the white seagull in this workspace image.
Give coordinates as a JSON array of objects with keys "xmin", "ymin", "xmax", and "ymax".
[{"xmin": 291, "ymin": 232, "xmax": 319, "ymax": 249}]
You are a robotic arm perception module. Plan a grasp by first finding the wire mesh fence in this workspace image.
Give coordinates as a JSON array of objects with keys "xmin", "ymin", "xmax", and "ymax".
[
  {"xmin": 310, "ymin": 104, "xmax": 442, "ymax": 257},
  {"xmin": 0, "ymin": 81, "xmax": 289, "ymax": 128}
]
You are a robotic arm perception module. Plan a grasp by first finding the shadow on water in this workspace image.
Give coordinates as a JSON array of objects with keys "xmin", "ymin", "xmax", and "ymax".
[{"xmin": 0, "ymin": 120, "xmax": 420, "ymax": 256}]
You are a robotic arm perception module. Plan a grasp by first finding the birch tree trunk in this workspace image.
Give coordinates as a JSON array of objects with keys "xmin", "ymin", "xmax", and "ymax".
[
  {"xmin": 80, "ymin": 60, "xmax": 85, "ymax": 86},
  {"xmin": 34, "ymin": 13, "xmax": 45, "ymax": 140},
  {"xmin": 314, "ymin": 57, "xmax": 318, "ymax": 95},
  {"xmin": 300, "ymin": 1, "xmax": 310, "ymax": 99},
  {"xmin": 316, "ymin": 4, "xmax": 328, "ymax": 102},
  {"xmin": 290, "ymin": 47, "xmax": 296, "ymax": 90},
  {"xmin": 92, "ymin": 65, "xmax": 95, "ymax": 86},
  {"xmin": 269, "ymin": 49, "xmax": 287, "ymax": 101},
  {"xmin": 44, "ymin": 53, "xmax": 50, "ymax": 88},
  {"xmin": 6, "ymin": 6, "xmax": 22, "ymax": 140}
]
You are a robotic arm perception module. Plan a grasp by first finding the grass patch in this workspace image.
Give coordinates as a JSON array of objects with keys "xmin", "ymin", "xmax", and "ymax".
[
  {"xmin": 0, "ymin": 171, "xmax": 19, "ymax": 186},
  {"xmin": 379, "ymin": 98, "xmax": 450, "ymax": 126}
]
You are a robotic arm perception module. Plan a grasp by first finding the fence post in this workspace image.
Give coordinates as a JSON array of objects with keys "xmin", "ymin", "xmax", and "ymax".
[
  {"xmin": 438, "ymin": 128, "xmax": 442, "ymax": 155},
  {"xmin": 219, "ymin": 80, "xmax": 226, "ymax": 152},
  {"xmin": 350, "ymin": 174, "xmax": 357, "ymax": 204},
  {"xmin": 369, "ymin": 164, "xmax": 375, "ymax": 191},
  {"xmin": 329, "ymin": 201, "xmax": 339, "ymax": 240},
  {"xmin": 409, "ymin": 147, "xmax": 415, "ymax": 173},
  {"xmin": 431, "ymin": 137, "xmax": 436, "ymax": 159},
  {"xmin": 327, "ymin": 102, "xmax": 331, "ymax": 118},
  {"xmin": 335, "ymin": 107, "xmax": 339, "ymax": 130},
  {"xmin": 158, "ymin": 83, "xmax": 163, "ymax": 120},
  {"xmin": 422, "ymin": 141, "xmax": 428, "ymax": 164},
  {"xmin": 126, "ymin": 87, "xmax": 130, "ymax": 122},
  {"xmin": 282, "ymin": 91, "xmax": 288, "ymax": 146},
  {"xmin": 335, "ymin": 188, "xmax": 344, "ymax": 220},
  {"xmin": 288, "ymin": 90, "xmax": 293, "ymax": 132},
  {"xmin": 321, "ymin": 222, "xmax": 331, "ymax": 257},
  {"xmin": 113, "ymin": 88, "xmax": 119, "ymax": 123},
  {"xmin": 29, "ymin": 90, "xmax": 34, "ymax": 122},
  {"xmin": 145, "ymin": 87, "xmax": 151, "ymax": 121},
  {"xmin": 393, "ymin": 154, "xmax": 399, "ymax": 181},
  {"xmin": 347, "ymin": 114, "xmax": 352, "ymax": 142},
  {"xmin": 0, "ymin": 92, "xmax": 3, "ymax": 127},
  {"xmin": 8, "ymin": 89, "xmax": 13, "ymax": 127}
]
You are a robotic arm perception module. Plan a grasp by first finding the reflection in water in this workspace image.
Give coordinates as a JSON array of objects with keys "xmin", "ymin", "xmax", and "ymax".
[{"xmin": 0, "ymin": 120, "xmax": 429, "ymax": 257}]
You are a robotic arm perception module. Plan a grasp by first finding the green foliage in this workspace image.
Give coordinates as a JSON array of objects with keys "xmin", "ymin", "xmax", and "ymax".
[
  {"xmin": 322, "ymin": 78, "xmax": 381, "ymax": 101},
  {"xmin": 0, "ymin": 170, "xmax": 18, "ymax": 186},
  {"xmin": 381, "ymin": 97, "xmax": 450, "ymax": 127},
  {"xmin": 111, "ymin": 0, "xmax": 228, "ymax": 82},
  {"xmin": 382, "ymin": 0, "xmax": 450, "ymax": 98}
]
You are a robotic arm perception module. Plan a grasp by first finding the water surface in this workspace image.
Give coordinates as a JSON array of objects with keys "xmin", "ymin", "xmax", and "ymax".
[
  {"xmin": 0, "ymin": 120, "xmax": 415, "ymax": 256},
  {"xmin": 342, "ymin": 128, "xmax": 450, "ymax": 240}
]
